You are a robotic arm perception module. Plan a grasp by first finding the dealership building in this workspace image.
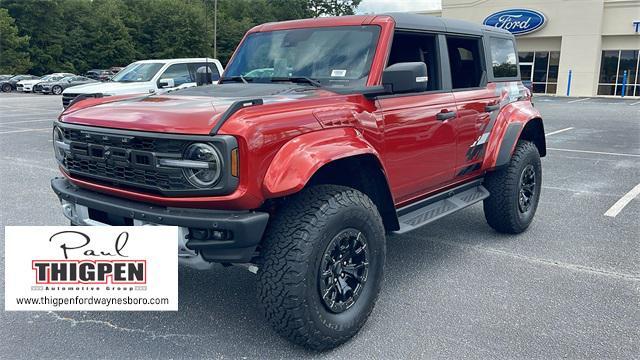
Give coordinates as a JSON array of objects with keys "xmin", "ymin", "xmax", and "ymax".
[{"xmin": 420, "ymin": 0, "xmax": 640, "ymax": 97}]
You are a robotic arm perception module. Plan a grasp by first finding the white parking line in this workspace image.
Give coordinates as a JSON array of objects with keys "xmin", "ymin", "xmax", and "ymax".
[
  {"xmin": 0, "ymin": 128, "xmax": 50, "ymax": 135},
  {"xmin": 547, "ymin": 148, "xmax": 640, "ymax": 157},
  {"xmin": 631, "ymin": 101, "xmax": 640, "ymax": 106},
  {"xmin": 604, "ymin": 183, "xmax": 640, "ymax": 217},
  {"xmin": 545, "ymin": 127, "xmax": 574, "ymax": 136},
  {"xmin": 567, "ymin": 98, "xmax": 590, "ymax": 104}
]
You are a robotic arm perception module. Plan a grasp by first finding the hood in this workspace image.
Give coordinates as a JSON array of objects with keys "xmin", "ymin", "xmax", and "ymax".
[
  {"xmin": 61, "ymin": 81, "xmax": 150, "ymax": 95},
  {"xmin": 60, "ymin": 83, "xmax": 336, "ymax": 135}
]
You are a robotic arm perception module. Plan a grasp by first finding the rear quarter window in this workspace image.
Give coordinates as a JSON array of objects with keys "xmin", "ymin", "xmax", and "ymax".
[{"xmin": 490, "ymin": 37, "xmax": 518, "ymax": 78}]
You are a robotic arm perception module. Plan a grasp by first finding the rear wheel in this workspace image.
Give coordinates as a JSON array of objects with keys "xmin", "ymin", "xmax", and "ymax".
[
  {"xmin": 483, "ymin": 140, "xmax": 542, "ymax": 233},
  {"xmin": 257, "ymin": 185, "xmax": 385, "ymax": 350},
  {"xmin": 52, "ymin": 85, "xmax": 63, "ymax": 95}
]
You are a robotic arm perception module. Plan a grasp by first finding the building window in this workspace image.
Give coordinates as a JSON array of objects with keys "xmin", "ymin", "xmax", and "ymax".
[
  {"xmin": 518, "ymin": 51, "xmax": 560, "ymax": 94},
  {"xmin": 597, "ymin": 50, "xmax": 640, "ymax": 96}
]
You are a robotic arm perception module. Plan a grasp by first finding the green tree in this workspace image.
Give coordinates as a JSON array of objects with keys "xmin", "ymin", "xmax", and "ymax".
[
  {"xmin": 1, "ymin": 0, "xmax": 66, "ymax": 75},
  {"xmin": 0, "ymin": 7, "xmax": 31, "ymax": 73},
  {"xmin": 0, "ymin": 0, "xmax": 363, "ymax": 73},
  {"xmin": 308, "ymin": 0, "xmax": 362, "ymax": 17},
  {"xmin": 124, "ymin": 0, "xmax": 209, "ymax": 60}
]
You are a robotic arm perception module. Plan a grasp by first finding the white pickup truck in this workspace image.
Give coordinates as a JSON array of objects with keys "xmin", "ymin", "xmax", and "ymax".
[{"xmin": 61, "ymin": 58, "xmax": 224, "ymax": 108}]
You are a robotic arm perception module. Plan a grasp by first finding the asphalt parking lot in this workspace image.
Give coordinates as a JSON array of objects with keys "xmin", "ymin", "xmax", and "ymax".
[{"xmin": 0, "ymin": 93, "xmax": 638, "ymax": 359}]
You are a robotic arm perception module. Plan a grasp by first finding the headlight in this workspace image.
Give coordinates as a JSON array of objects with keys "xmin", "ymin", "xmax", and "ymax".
[
  {"xmin": 52, "ymin": 127, "xmax": 68, "ymax": 161},
  {"xmin": 181, "ymin": 143, "xmax": 222, "ymax": 188}
]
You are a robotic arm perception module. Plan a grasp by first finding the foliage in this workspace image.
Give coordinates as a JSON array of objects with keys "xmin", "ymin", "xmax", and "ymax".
[
  {"xmin": 0, "ymin": 7, "xmax": 31, "ymax": 73},
  {"xmin": 0, "ymin": 0, "xmax": 361, "ymax": 75}
]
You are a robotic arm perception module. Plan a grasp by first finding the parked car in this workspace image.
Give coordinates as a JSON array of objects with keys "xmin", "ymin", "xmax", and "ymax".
[
  {"xmin": 1, "ymin": 75, "xmax": 40, "ymax": 92},
  {"xmin": 110, "ymin": 66, "xmax": 124, "ymax": 74},
  {"xmin": 50, "ymin": 14, "xmax": 544, "ymax": 350},
  {"xmin": 18, "ymin": 73, "xmax": 74, "ymax": 93},
  {"xmin": 84, "ymin": 69, "xmax": 105, "ymax": 80},
  {"xmin": 41, "ymin": 75, "xmax": 98, "ymax": 95},
  {"xmin": 97, "ymin": 70, "xmax": 115, "ymax": 81},
  {"xmin": 61, "ymin": 58, "xmax": 223, "ymax": 108}
]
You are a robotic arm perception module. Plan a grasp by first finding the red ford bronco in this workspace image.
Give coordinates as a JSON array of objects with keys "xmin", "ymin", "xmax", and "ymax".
[{"xmin": 51, "ymin": 14, "xmax": 545, "ymax": 350}]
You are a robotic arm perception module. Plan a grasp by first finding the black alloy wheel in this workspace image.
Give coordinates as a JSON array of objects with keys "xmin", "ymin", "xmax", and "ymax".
[
  {"xmin": 518, "ymin": 164, "xmax": 536, "ymax": 213},
  {"xmin": 318, "ymin": 228, "xmax": 369, "ymax": 314}
]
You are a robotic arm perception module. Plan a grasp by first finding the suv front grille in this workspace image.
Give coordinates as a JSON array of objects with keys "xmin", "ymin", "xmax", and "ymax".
[{"xmin": 59, "ymin": 125, "xmax": 201, "ymax": 195}]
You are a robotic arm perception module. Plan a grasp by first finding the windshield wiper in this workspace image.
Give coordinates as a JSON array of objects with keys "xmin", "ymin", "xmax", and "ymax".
[
  {"xmin": 221, "ymin": 75, "xmax": 250, "ymax": 84},
  {"xmin": 269, "ymin": 77, "xmax": 322, "ymax": 87}
]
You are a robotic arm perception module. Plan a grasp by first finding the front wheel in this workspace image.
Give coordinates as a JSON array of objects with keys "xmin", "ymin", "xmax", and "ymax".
[
  {"xmin": 483, "ymin": 140, "xmax": 542, "ymax": 233},
  {"xmin": 1, "ymin": 83, "xmax": 11, "ymax": 92},
  {"xmin": 257, "ymin": 185, "xmax": 386, "ymax": 350},
  {"xmin": 52, "ymin": 85, "xmax": 63, "ymax": 95}
]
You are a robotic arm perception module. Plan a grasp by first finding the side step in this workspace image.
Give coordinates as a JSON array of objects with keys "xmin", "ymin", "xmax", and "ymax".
[{"xmin": 393, "ymin": 181, "xmax": 490, "ymax": 234}]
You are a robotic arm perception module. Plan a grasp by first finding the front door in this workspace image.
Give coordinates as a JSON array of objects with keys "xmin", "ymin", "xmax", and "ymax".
[
  {"xmin": 378, "ymin": 31, "xmax": 458, "ymax": 203},
  {"xmin": 379, "ymin": 93, "xmax": 458, "ymax": 203}
]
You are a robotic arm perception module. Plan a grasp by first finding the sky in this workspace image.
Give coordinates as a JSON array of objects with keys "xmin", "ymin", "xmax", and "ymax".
[{"xmin": 356, "ymin": 0, "xmax": 442, "ymax": 14}]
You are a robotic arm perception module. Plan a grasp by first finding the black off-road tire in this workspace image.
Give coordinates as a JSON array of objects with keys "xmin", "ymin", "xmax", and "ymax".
[
  {"xmin": 257, "ymin": 185, "xmax": 386, "ymax": 351},
  {"xmin": 483, "ymin": 140, "xmax": 542, "ymax": 234}
]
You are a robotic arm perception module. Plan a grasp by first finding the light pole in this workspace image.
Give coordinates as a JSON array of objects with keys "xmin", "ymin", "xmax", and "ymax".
[{"xmin": 213, "ymin": 0, "xmax": 217, "ymax": 59}]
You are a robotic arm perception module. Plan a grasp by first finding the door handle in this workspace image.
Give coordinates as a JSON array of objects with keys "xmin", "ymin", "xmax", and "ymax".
[
  {"xmin": 436, "ymin": 110, "xmax": 456, "ymax": 121},
  {"xmin": 485, "ymin": 104, "xmax": 500, "ymax": 112}
]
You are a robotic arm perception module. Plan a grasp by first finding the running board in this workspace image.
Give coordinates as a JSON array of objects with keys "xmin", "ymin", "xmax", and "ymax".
[{"xmin": 393, "ymin": 181, "xmax": 490, "ymax": 234}]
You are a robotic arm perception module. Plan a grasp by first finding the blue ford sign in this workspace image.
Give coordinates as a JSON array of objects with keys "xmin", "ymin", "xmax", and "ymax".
[{"xmin": 483, "ymin": 9, "xmax": 546, "ymax": 36}]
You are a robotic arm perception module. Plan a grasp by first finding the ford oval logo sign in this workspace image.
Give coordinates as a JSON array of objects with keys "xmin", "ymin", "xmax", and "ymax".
[{"xmin": 483, "ymin": 9, "xmax": 546, "ymax": 35}]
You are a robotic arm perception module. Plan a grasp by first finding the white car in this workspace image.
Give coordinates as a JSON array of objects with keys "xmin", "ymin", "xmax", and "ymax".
[
  {"xmin": 17, "ymin": 73, "xmax": 74, "ymax": 92},
  {"xmin": 61, "ymin": 58, "xmax": 224, "ymax": 108}
]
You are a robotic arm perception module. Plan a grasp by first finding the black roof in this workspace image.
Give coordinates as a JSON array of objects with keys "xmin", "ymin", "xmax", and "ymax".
[{"xmin": 385, "ymin": 12, "xmax": 512, "ymax": 37}]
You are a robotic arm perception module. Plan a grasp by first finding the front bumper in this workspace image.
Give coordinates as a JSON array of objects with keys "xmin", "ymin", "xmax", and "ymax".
[{"xmin": 51, "ymin": 177, "xmax": 269, "ymax": 264}]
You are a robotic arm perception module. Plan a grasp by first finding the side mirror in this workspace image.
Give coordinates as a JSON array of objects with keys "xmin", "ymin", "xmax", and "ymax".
[
  {"xmin": 382, "ymin": 62, "xmax": 428, "ymax": 94},
  {"xmin": 159, "ymin": 78, "xmax": 175, "ymax": 88}
]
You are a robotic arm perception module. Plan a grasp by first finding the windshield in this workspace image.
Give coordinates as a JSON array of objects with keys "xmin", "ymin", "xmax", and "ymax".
[
  {"xmin": 111, "ymin": 62, "xmax": 164, "ymax": 83},
  {"xmin": 223, "ymin": 26, "xmax": 380, "ymax": 88}
]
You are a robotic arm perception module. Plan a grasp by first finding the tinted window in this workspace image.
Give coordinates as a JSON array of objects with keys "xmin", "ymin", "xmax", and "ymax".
[
  {"xmin": 533, "ymin": 52, "xmax": 548, "ymax": 82},
  {"xmin": 490, "ymin": 38, "xmax": 517, "ymax": 78},
  {"xmin": 191, "ymin": 63, "xmax": 220, "ymax": 81},
  {"xmin": 598, "ymin": 51, "xmax": 619, "ymax": 83},
  {"xmin": 160, "ymin": 64, "xmax": 193, "ymax": 86},
  {"xmin": 387, "ymin": 32, "xmax": 440, "ymax": 91},
  {"xmin": 447, "ymin": 36, "xmax": 484, "ymax": 89}
]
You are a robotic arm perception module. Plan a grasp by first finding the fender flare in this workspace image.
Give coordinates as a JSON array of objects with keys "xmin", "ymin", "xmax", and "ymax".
[
  {"xmin": 482, "ymin": 103, "xmax": 545, "ymax": 170},
  {"xmin": 263, "ymin": 127, "xmax": 383, "ymax": 197}
]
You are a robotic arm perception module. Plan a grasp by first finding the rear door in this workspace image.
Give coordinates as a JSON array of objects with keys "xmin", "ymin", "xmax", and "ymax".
[
  {"xmin": 446, "ymin": 35, "xmax": 500, "ymax": 179},
  {"xmin": 378, "ymin": 32, "xmax": 458, "ymax": 203}
]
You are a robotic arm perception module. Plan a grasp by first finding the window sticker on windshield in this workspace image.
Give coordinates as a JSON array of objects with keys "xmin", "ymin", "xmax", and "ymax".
[{"xmin": 331, "ymin": 69, "xmax": 347, "ymax": 77}]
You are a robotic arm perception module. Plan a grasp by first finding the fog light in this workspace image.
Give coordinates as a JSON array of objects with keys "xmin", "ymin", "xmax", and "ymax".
[{"xmin": 188, "ymin": 228, "xmax": 232, "ymax": 241}]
